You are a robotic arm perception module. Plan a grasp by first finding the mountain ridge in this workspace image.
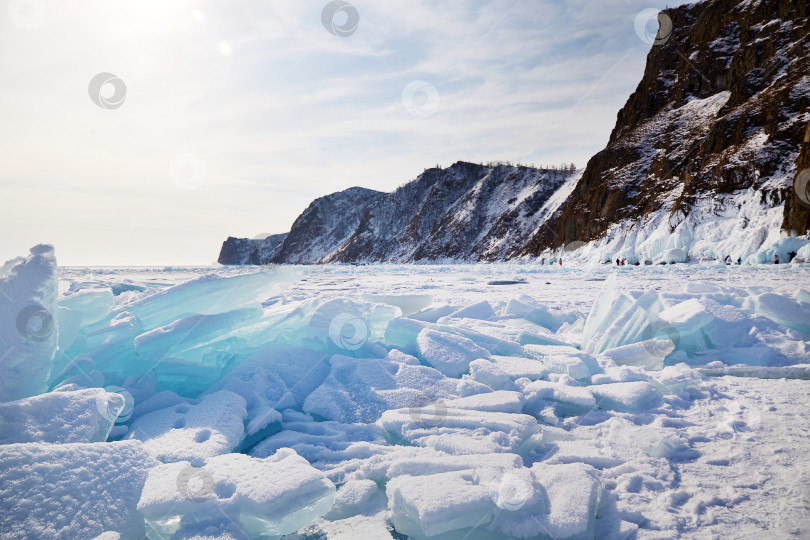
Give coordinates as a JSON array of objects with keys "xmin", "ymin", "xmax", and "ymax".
[{"xmin": 219, "ymin": 0, "xmax": 810, "ymax": 265}]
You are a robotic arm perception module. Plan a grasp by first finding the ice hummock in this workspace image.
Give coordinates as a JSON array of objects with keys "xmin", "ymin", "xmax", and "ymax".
[
  {"xmin": 0, "ymin": 388, "xmax": 124, "ymax": 444},
  {"xmin": 0, "ymin": 245, "xmax": 58, "ymax": 402},
  {"xmin": 3, "ymin": 246, "xmax": 810, "ymax": 539}
]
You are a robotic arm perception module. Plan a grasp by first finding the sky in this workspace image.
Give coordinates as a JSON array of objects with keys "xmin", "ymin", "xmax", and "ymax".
[{"xmin": 0, "ymin": 0, "xmax": 690, "ymax": 266}]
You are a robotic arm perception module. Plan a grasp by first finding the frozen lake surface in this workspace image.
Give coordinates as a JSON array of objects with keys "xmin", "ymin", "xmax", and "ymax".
[{"xmin": 3, "ymin": 255, "xmax": 810, "ymax": 539}]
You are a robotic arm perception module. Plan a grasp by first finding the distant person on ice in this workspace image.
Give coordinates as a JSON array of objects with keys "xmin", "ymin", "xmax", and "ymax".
[
  {"xmin": 616, "ymin": 258, "xmax": 620, "ymax": 265},
  {"xmin": 774, "ymin": 254, "xmax": 780, "ymax": 264},
  {"xmin": 789, "ymin": 250, "xmax": 797, "ymax": 262},
  {"xmin": 737, "ymin": 257, "xmax": 742, "ymax": 265},
  {"xmin": 725, "ymin": 255, "xmax": 731, "ymax": 265}
]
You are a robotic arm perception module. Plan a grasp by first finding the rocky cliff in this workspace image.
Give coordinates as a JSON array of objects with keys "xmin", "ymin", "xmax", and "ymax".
[
  {"xmin": 524, "ymin": 0, "xmax": 810, "ymax": 255},
  {"xmin": 313, "ymin": 163, "xmax": 576, "ymax": 263},
  {"xmin": 219, "ymin": 0, "xmax": 809, "ymax": 265},
  {"xmin": 218, "ymin": 233, "xmax": 288, "ymax": 265}
]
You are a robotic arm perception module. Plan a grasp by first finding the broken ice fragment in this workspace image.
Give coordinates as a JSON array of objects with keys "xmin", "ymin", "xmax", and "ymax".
[
  {"xmin": 600, "ymin": 339, "xmax": 674, "ymax": 370},
  {"xmin": 0, "ymin": 388, "xmax": 124, "ymax": 444},
  {"xmin": 360, "ymin": 294, "xmax": 433, "ymax": 316},
  {"xmin": 754, "ymin": 292, "xmax": 810, "ymax": 336},
  {"xmin": 58, "ymin": 288, "xmax": 114, "ymax": 325},
  {"xmin": 114, "ymin": 268, "xmax": 300, "ymax": 331},
  {"xmin": 137, "ymin": 449, "xmax": 335, "ymax": 539},
  {"xmin": 590, "ymin": 381, "xmax": 660, "ymax": 412},
  {"xmin": 529, "ymin": 463, "xmax": 600, "ymax": 540},
  {"xmin": 387, "ymin": 469, "xmax": 495, "ymax": 538},
  {"xmin": 417, "ymin": 328, "xmax": 492, "ymax": 377}
]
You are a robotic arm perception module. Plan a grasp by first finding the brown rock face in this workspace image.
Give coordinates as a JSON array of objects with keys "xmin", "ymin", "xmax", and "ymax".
[
  {"xmin": 783, "ymin": 121, "xmax": 810, "ymax": 234},
  {"xmin": 523, "ymin": 0, "xmax": 810, "ymax": 254}
]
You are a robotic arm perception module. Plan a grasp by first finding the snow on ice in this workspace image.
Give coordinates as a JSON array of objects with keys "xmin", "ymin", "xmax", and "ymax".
[{"xmin": 1, "ymin": 246, "xmax": 809, "ymax": 538}]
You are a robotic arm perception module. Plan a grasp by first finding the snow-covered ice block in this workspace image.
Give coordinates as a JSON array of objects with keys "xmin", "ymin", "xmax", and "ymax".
[
  {"xmin": 753, "ymin": 292, "xmax": 810, "ymax": 336},
  {"xmin": 379, "ymin": 406, "xmax": 537, "ymax": 454},
  {"xmin": 542, "ymin": 438, "xmax": 626, "ymax": 470},
  {"xmin": 435, "ymin": 322, "xmax": 524, "ymax": 356},
  {"xmin": 529, "ymin": 463, "xmax": 600, "ymax": 540},
  {"xmin": 658, "ymin": 298, "xmax": 714, "ymax": 337},
  {"xmin": 600, "ymin": 339, "xmax": 673, "ymax": 370},
  {"xmin": 0, "ymin": 245, "xmax": 58, "ymax": 402},
  {"xmin": 499, "ymin": 296, "xmax": 576, "ymax": 331},
  {"xmin": 590, "ymin": 364, "xmax": 651, "ymax": 385},
  {"xmin": 503, "ymin": 298, "xmax": 534, "ymax": 318},
  {"xmin": 326, "ymin": 479, "xmax": 387, "ymax": 520},
  {"xmin": 361, "ymin": 294, "xmax": 433, "ymax": 316},
  {"xmin": 523, "ymin": 344, "xmax": 600, "ymax": 381},
  {"xmin": 0, "ymin": 388, "xmax": 124, "ymax": 444},
  {"xmin": 440, "ymin": 300, "xmax": 496, "ymax": 322},
  {"xmin": 385, "ymin": 317, "xmax": 428, "ymax": 355},
  {"xmin": 469, "ymin": 359, "xmax": 516, "ymax": 390},
  {"xmin": 387, "ymin": 470, "xmax": 495, "ymax": 538},
  {"xmin": 522, "ymin": 380, "xmax": 596, "ymax": 417},
  {"xmin": 58, "ymin": 288, "xmax": 114, "ymax": 325},
  {"xmin": 386, "ymin": 451, "xmax": 522, "ymax": 480},
  {"xmin": 469, "ymin": 355, "xmax": 549, "ymax": 389},
  {"xmin": 699, "ymin": 297, "xmax": 757, "ymax": 350},
  {"xmin": 127, "ymin": 390, "xmax": 247, "ymax": 464},
  {"xmin": 0, "ymin": 440, "xmax": 157, "ymax": 539},
  {"xmin": 417, "ymin": 328, "xmax": 492, "ymax": 378},
  {"xmin": 652, "ymin": 363, "xmax": 703, "ymax": 394},
  {"xmin": 137, "ymin": 449, "xmax": 335, "ymax": 539},
  {"xmin": 590, "ymin": 381, "xmax": 660, "ymax": 412},
  {"xmin": 389, "ymin": 361, "xmax": 472, "ymax": 400},
  {"xmin": 523, "ymin": 303, "xmax": 577, "ymax": 332},
  {"xmin": 130, "ymin": 390, "xmax": 188, "ymax": 422},
  {"xmin": 442, "ymin": 390, "xmax": 525, "ymax": 413}
]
